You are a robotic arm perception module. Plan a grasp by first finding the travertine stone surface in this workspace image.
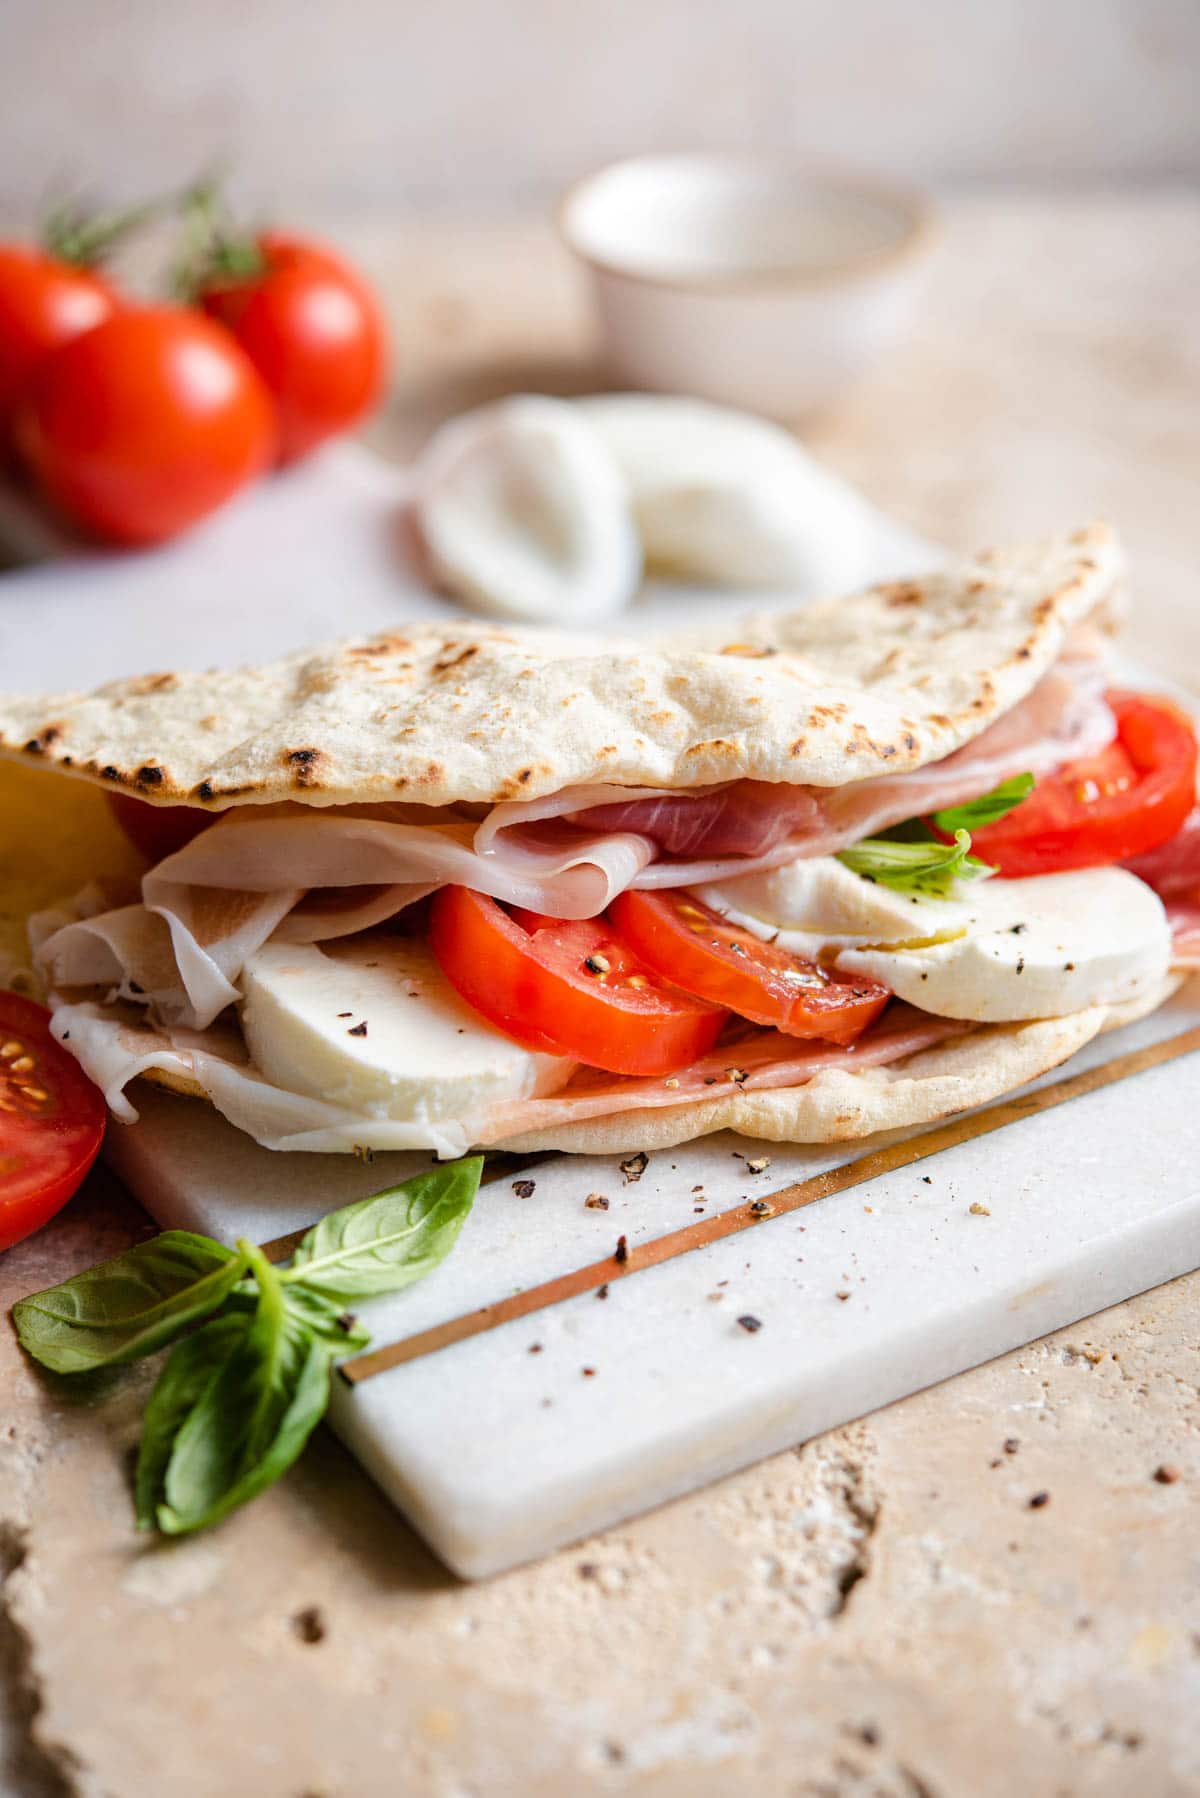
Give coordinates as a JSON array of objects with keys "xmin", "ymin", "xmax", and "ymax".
[{"xmin": 2, "ymin": 195, "xmax": 1199, "ymax": 1796}]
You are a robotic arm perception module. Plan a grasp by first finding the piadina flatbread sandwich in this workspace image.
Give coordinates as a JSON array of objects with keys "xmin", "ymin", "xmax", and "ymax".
[{"xmin": 4, "ymin": 522, "xmax": 1199, "ymax": 1160}]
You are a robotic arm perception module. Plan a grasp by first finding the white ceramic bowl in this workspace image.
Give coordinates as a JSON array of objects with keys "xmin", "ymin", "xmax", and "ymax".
[{"xmin": 559, "ymin": 153, "xmax": 935, "ymax": 419}]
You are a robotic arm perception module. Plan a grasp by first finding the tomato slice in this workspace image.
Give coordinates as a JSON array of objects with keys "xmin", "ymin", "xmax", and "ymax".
[
  {"xmin": 108, "ymin": 793, "xmax": 213, "ymax": 863},
  {"xmin": 429, "ymin": 887, "xmax": 726, "ymax": 1076},
  {"xmin": 967, "ymin": 692, "xmax": 1198, "ymax": 878},
  {"xmin": 0, "ymin": 991, "xmax": 106, "ymax": 1252},
  {"xmin": 608, "ymin": 889, "xmax": 891, "ymax": 1045}
]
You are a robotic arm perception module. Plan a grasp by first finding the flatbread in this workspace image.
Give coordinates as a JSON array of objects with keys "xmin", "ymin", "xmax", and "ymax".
[
  {"xmin": 489, "ymin": 976, "xmax": 1183, "ymax": 1154},
  {"xmin": 0, "ymin": 525, "xmax": 1120, "ymax": 811}
]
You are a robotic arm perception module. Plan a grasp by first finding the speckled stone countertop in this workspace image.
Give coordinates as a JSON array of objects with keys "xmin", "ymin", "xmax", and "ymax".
[{"xmin": 2, "ymin": 194, "xmax": 1198, "ymax": 1798}]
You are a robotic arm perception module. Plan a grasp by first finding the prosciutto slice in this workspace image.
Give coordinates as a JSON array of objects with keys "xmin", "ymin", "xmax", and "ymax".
[
  {"xmin": 484, "ymin": 663, "xmax": 1118, "ymax": 885},
  {"xmin": 475, "ymin": 1005, "xmax": 968, "ymax": 1143},
  {"xmin": 1120, "ymin": 802, "xmax": 1200, "ymax": 967},
  {"xmin": 49, "ymin": 998, "xmax": 965, "ymax": 1157}
]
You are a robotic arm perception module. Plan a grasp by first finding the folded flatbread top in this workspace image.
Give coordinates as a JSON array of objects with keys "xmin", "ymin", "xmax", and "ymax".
[
  {"xmin": 0, "ymin": 524, "xmax": 1121, "ymax": 807},
  {"xmin": 5, "ymin": 521, "xmax": 1196, "ymax": 1163}
]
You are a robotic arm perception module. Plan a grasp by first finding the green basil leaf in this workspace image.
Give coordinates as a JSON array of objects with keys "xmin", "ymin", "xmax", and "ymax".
[
  {"xmin": 279, "ymin": 1283, "xmax": 372, "ymax": 1354},
  {"xmin": 155, "ymin": 1246, "xmax": 333, "ymax": 1536},
  {"xmin": 933, "ymin": 772, "xmax": 1035, "ymax": 833},
  {"xmin": 281, "ymin": 1157, "xmax": 482, "ymax": 1300},
  {"xmin": 837, "ymin": 828, "xmax": 995, "ymax": 898},
  {"xmin": 12, "ymin": 1232, "xmax": 247, "ymax": 1374},
  {"xmin": 135, "ymin": 1311, "xmax": 252, "ymax": 1529}
]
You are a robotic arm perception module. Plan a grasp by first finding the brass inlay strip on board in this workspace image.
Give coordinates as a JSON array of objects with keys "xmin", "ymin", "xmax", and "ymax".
[{"xmin": 323, "ymin": 1022, "xmax": 1200, "ymax": 1387}]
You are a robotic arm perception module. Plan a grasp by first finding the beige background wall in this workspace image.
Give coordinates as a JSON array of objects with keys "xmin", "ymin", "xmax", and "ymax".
[{"xmin": 3, "ymin": 0, "xmax": 1198, "ymax": 222}]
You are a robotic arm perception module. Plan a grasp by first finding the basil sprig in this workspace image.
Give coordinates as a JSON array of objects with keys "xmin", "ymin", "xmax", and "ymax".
[
  {"xmin": 932, "ymin": 771, "xmax": 1035, "ymax": 833},
  {"xmin": 13, "ymin": 1158, "xmax": 482, "ymax": 1535},
  {"xmin": 837, "ymin": 827, "xmax": 994, "ymax": 897}
]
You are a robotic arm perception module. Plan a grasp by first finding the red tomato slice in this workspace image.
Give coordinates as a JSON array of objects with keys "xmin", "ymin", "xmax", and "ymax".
[
  {"xmin": 608, "ymin": 889, "xmax": 891, "ymax": 1045},
  {"xmin": 107, "ymin": 793, "xmax": 213, "ymax": 863},
  {"xmin": 0, "ymin": 991, "xmax": 106, "ymax": 1252},
  {"xmin": 429, "ymin": 887, "xmax": 726, "ymax": 1076},
  {"xmin": 967, "ymin": 692, "xmax": 1198, "ymax": 878}
]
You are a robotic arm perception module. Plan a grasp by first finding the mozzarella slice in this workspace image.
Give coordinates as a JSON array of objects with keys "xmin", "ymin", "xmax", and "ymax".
[
  {"xmin": 240, "ymin": 933, "xmax": 574, "ymax": 1123},
  {"xmin": 696, "ymin": 860, "xmax": 1171, "ymax": 1023}
]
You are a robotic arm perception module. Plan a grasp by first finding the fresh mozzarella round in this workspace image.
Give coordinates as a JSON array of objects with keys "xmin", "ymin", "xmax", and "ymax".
[
  {"xmin": 578, "ymin": 393, "xmax": 884, "ymax": 591},
  {"xmin": 696, "ymin": 860, "xmax": 1171, "ymax": 1023},
  {"xmin": 239, "ymin": 933, "xmax": 574, "ymax": 1123},
  {"xmin": 411, "ymin": 395, "xmax": 642, "ymax": 623}
]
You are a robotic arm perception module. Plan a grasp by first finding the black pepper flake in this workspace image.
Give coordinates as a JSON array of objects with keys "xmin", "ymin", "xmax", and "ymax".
[
  {"xmin": 291, "ymin": 1606, "xmax": 327, "ymax": 1645},
  {"xmin": 737, "ymin": 1314, "xmax": 762, "ymax": 1333},
  {"xmin": 1010, "ymin": 922, "xmax": 1027, "ymax": 935},
  {"xmin": 703, "ymin": 1076, "xmax": 719, "ymax": 1085},
  {"xmin": 596, "ymin": 1283, "xmax": 609, "ymax": 1301},
  {"xmin": 528, "ymin": 1342, "xmax": 543, "ymax": 1354},
  {"xmin": 61, "ymin": 1031, "xmax": 70, "ymax": 1041},
  {"xmin": 1004, "ymin": 1437, "xmax": 1020, "ymax": 1455},
  {"xmin": 748, "ymin": 1200, "xmax": 775, "ymax": 1218},
  {"xmin": 335, "ymin": 1312, "xmax": 358, "ymax": 1335},
  {"xmin": 619, "ymin": 1152, "xmax": 648, "ymax": 1184},
  {"xmin": 197, "ymin": 780, "xmax": 215, "ymax": 802},
  {"xmin": 921, "ymin": 1175, "xmax": 933, "ymax": 1184},
  {"xmin": 835, "ymin": 1290, "xmax": 851, "ymax": 1302},
  {"xmin": 128, "ymin": 979, "xmax": 145, "ymax": 995},
  {"xmin": 512, "ymin": 1179, "xmax": 537, "ymax": 1198},
  {"xmin": 1063, "ymin": 961, "xmax": 1076, "ymax": 972},
  {"xmin": 347, "ymin": 1021, "xmax": 368, "ymax": 1037},
  {"xmin": 337, "ymin": 1011, "xmax": 353, "ymax": 1018},
  {"xmin": 1015, "ymin": 957, "xmax": 1025, "ymax": 975},
  {"xmin": 1028, "ymin": 1490, "xmax": 1050, "ymax": 1509},
  {"xmin": 614, "ymin": 1235, "xmax": 629, "ymax": 1264}
]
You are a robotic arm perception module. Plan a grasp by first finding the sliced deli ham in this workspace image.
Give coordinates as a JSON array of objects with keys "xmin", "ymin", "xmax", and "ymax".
[{"xmin": 474, "ymin": 1005, "xmax": 969, "ymax": 1142}]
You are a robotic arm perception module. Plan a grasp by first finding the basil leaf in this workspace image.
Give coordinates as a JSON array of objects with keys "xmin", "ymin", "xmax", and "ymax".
[
  {"xmin": 281, "ymin": 1157, "xmax": 482, "ymax": 1300},
  {"xmin": 837, "ymin": 828, "xmax": 995, "ymax": 898},
  {"xmin": 279, "ymin": 1283, "xmax": 372, "ymax": 1353},
  {"xmin": 12, "ymin": 1232, "xmax": 247, "ymax": 1374},
  {"xmin": 155, "ymin": 1246, "xmax": 333, "ymax": 1536},
  {"xmin": 135, "ymin": 1311, "xmax": 252, "ymax": 1528},
  {"xmin": 933, "ymin": 772, "xmax": 1035, "ymax": 833}
]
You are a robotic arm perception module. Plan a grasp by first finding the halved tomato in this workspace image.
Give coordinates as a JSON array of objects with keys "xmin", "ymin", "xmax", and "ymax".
[
  {"xmin": 968, "ymin": 692, "xmax": 1198, "ymax": 878},
  {"xmin": 0, "ymin": 991, "xmax": 106, "ymax": 1251},
  {"xmin": 608, "ymin": 889, "xmax": 890, "ymax": 1045},
  {"xmin": 429, "ymin": 886, "xmax": 726, "ymax": 1076}
]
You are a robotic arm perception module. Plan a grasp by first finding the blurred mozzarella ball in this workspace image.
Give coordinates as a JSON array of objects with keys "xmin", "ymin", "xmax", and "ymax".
[
  {"xmin": 578, "ymin": 393, "xmax": 880, "ymax": 592},
  {"xmin": 411, "ymin": 395, "xmax": 642, "ymax": 623}
]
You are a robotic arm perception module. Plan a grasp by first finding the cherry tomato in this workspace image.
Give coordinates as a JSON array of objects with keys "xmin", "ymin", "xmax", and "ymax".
[
  {"xmin": 107, "ymin": 793, "xmax": 213, "ymax": 863},
  {"xmin": 429, "ymin": 886, "xmax": 726, "ymax": 1077},
  {"xmin": 608, "ymin": 889, "xmax": 891, "ymax": 1045},
  {"xmin": 967, "ymin": 692, "xmax": 1198, "ymax": 879},
  {"xmin": 0, "ymin": 246, "xmax": 118, "ymax": 438},
  {"xmin": 16, "ymin": 306, "xmax": 275, "ymax": 545},
  {"xmin": 200, "ymin": 233, "xmax": 387, "ymax": 464},
  {"xmin": 0, "ymin": 991, "xmax": 106, "ymax": 1251}
]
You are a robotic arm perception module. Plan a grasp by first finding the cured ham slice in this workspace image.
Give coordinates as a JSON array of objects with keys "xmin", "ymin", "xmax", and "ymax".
[
  {"xmin": 475, "ymin": 1005, "xmax": 969, "ymax": 1142},
  {"xmin": 48, "ymin": 997, "xmax": 965, "ymax": 1158},
  {"xmin": 1125, "ymin": 803, "xmax": 1200, "ymax": 897},
  {"xmin": 486, "ymin": 664, "xmax": 1117, "ymax": 879}
]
